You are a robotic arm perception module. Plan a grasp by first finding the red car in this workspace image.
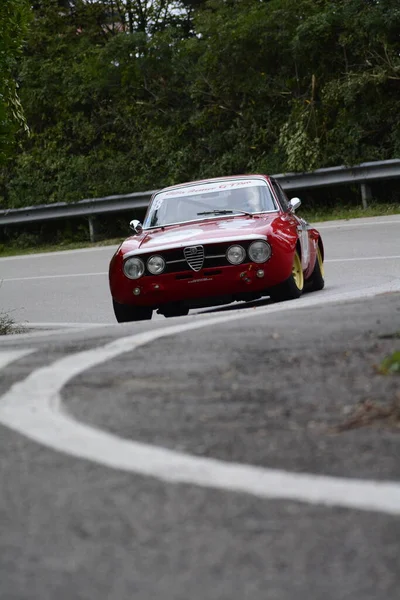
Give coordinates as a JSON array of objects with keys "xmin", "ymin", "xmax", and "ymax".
[{"xmin": 109, "ymin": 175, "xmax": 324, "ymax": 322}]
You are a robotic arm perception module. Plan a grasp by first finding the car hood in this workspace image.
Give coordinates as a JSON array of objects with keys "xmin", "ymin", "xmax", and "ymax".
[{"xmin": 121, "ymin": 215, "xmax": 278, "ymax": 255}]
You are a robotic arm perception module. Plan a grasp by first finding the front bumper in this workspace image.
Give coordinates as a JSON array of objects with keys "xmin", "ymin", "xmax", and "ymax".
[{"xmin": 110, "ymin": 253, "xmax": 292, "ymax": 308}]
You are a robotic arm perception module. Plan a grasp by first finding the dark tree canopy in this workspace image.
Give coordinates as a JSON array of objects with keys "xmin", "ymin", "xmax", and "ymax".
[
  {"xmin": 1, "ymin": 0, "xmax": 399, "ymax": 208},
  {"xmin": 0, "ymin": 0, "xmax": 31, "ymax": 166}
]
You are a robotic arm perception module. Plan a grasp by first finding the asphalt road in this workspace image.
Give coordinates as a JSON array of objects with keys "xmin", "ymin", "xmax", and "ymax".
[
  {"xmin": 0, "ymin": 215, "xmax": 399, "ymax": 599},
  {"xmin": 0, "ymin": 214, "xmax": 399, "ymax": 325}
]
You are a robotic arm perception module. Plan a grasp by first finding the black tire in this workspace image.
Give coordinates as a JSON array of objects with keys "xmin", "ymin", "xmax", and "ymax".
[
  {"xmin": 161, "ymin": 304, "xmax": 190, "ymax": 318},
  {"xmin": 112, "ymin": 299, "xmax": 152, "ymax": 323},
  {"xmin": 308, "ymin": 246, "xmax": 325, "ymax": 292},
  {"xmin": 269, "ymin": 251, "xmax": 304, "ymax": 302}
]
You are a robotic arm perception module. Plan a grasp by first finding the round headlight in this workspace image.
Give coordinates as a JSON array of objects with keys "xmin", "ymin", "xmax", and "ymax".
[
  {"xmin": 248, "ymin": 241, "xmax": 271, "ymax": 263},
  {"xmin": 226, "ymin": 245, "xmax": 246, "ymax": 265},
  {"xmin": 147, "ymin": 255, "xmax": 165, "ymax": 275},
  {"xmin": 123, "ymin": 257, "xmax": 145, "ymax": 279}
]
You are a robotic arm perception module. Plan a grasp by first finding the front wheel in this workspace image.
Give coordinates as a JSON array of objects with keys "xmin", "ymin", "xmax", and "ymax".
[
  {"xmin": 307, "ymin": 245, "xmax": 325, "ymax": 292},
  {"xmin": 269, "ymin": 251, "xmax": 304, "ymax": 302},
  {"xmin": 112, "ymin": 299, "xmax": 153, "ymax": 323}
]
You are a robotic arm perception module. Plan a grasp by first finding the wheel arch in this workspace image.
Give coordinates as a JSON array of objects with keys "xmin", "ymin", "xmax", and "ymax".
[
  {"xmin": 317, "ymin": 235, "xmax": 325, "ymax": 262},
  {"xmin": 295, "ymin": 238, "xmax": 302, "ymax": 260}
]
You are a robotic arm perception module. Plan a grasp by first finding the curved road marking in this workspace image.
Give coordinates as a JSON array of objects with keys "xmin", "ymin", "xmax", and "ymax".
[
  {"xmin": 0, "ymin": 349, "xmax": 34, "ymax": 370},
  {"xmin": 1, "ymin": 285, "xmax": 400, "ymax": 515}
]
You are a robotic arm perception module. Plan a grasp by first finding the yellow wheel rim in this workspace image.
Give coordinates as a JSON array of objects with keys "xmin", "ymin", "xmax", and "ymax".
[
  {"xmin": 292, "ymin": 252, "xmax": 304, "ymax": 290},
  {"xmin": 317, "ymin": 246, "xmax": 324, "ymax": 277}
]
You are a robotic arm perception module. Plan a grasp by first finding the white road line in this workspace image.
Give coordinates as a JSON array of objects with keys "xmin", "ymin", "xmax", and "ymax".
[
  {"xmin": 317, "ymin": 218, "xmax": 400, "ymax": 229},
  {"xmin": 2, "ymin": 256, "xmax": 400, "ymax": 282},
  {"xmin": 0, "ymin": 349, "xmax": 35, "ymax": 370},
  {"xmin": 325, "ymin": 255, "xmax": 400, "ymax": 263},
  {"xmin": 1, "ymin": 284, "xmax": 400, "ymax": 514},
  {"xmin": 3, "ymin": 272, "xmax": 107, "ymax": 282}
]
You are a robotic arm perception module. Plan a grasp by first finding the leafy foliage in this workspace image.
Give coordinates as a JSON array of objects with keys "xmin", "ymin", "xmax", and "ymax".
[
  {"xmin": 0, "ymin": 0, "xmax": 399, "ymax": 208},
  {"xmin": 0, "ymin": 310, "xmax": 26, "ymax": 335},
  {"xmin": 0, "ymin": 312, "xmax": 16, "ymax": 335},
  {"xmin": 379, "ymin": 351, "xmax": 400, "ymax": 375},
  {"xmin": 0, "ymin": 0, "xmax": 31, "ymax": 165}
]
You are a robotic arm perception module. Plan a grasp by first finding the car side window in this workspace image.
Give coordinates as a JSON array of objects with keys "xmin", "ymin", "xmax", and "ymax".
[{"xmin": 271, "ymin": 179, "xmax": 290, "ymax": 212}]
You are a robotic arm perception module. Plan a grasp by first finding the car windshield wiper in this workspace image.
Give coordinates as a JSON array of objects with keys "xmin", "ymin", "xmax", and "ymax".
[{"xmin": 197, "ymin": 209, "xmax": 253, "ymax": 217}]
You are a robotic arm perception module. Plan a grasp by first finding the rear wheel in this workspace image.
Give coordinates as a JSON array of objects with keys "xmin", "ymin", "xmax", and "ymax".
[
  {"xmin": 270, "ymin": 251, "xmax": 304, "ymax": 302},
  {"xmin": 308, "ymin": 245, "xmax": 325, "ymax": 292},
  {"xmin": 112, "ymin": 299, "xmax": 152, "ymax": 323}
]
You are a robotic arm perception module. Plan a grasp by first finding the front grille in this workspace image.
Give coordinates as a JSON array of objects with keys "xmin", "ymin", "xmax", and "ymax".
[
  {"xmin": 183, "ymin": 245, "xmax": 205, "ymax": 272},
  {"xmin": 139, "ymin": 241, "xmax": 254, "ymax": 275}
]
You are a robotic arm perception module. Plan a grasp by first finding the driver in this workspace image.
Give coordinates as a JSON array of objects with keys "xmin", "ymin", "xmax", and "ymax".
[{"xmin": 229, "ymin": 186, "xmax": 261, "ymax": 213}]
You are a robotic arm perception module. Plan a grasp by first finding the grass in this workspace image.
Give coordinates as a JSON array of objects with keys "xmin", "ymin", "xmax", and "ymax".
[
  {"xmin": 332, "ymin": 397, "xmax": 400, "ymax": 431},
  {"xmin": 0, "ymin": 237, "xmax": 123, "ymax": 258},
  {"xmin": 298, "ymin": 202, "xmax": 400, "ymax": 223},
  {"xmin": 0, "ymin": 203, "xmax": 398, "ymax": 258},
  {"xmin": 332, "ymin": 347, "xmax": 400, "ymax": 431},
  {"xmin": 0, "ymin": 312, "xmax": 26, "ymax": 335},
  {"xmin": 378, "ymin": 351, "xmax": 400, "ymax": 375}
]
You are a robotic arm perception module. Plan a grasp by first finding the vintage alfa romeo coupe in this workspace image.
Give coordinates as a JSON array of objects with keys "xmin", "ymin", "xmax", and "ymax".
[{"xmin": 109, "ymin": 175, "xmax": 325, "ymax": 321}]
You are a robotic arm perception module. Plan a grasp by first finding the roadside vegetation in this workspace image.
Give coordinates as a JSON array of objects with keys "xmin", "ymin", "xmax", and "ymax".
[
  {"xmin": 0, "ymin": 237, "xmax": 122, "ymax": 258},
  {"xmin": 333, "ymin": 342, "xmax": 400, "ymax": 432},
  {"xmin": 0, "ymin": 0, "xmax": 399, "ymax": 213},
  {"xmin": 0, "ymin": 312, "xmax": 15, "ymax": 335},
  {"xmin": 301, "ymin": 202, "xmax": 400, "ymax": 224},
  {"xmin": 0, "ymin": 0, "xmax": 31, "ymax": 167},
  {"xmin": 0, "ymin": 311, "xmax": 26, "ymax": 335},
  {"xmin": 379, "ymin": 350, "xmax": 400, "ymax": 375}
]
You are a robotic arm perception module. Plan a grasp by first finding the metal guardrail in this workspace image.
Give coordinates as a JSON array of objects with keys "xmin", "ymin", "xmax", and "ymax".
[
  {"xmin": 0, "ymin": 159, "xmax": 399, "ymax": 241},
  {"xmin": 0, "ymin": 190, "xmax": 156, "ymax": 226},
  {"xmin": 275, "ymin": 159, "xmax": 400, "ymax": 190}
]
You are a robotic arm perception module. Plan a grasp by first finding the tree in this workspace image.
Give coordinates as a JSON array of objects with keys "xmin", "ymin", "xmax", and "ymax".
[
  {"xmin": 1, "ymin": 0, "xmax": 197, "ymax": 206},
  {"xmin": 282, "ymin": 0, "xmax": 400, "ymax": 169},
  {"xmin": 1, "ymin": 0, "xmax": 399, "ymax": 209},
  {"xmin": 0, "ymin": 0, "xmax": 31, "ymax": 166}
]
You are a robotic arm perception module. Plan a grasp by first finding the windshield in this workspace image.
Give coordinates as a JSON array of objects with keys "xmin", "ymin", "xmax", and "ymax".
[{"xmin": 143, "ymin": 179, "xmax": 277, "ymax": 229}]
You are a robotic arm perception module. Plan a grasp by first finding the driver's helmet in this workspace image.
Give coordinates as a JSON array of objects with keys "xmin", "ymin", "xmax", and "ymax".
[
  {"xmin": 246, "ymin": 186, "xmax": 262, "ymax": 212},
  {"xmin": 230, "ymin": 186, "xmax": 261, "ymax": 213}
]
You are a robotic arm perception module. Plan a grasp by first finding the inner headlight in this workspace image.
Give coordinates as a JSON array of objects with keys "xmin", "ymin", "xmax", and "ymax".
[
  {"xmin": 248, "ymin": 241, "xmax": 271, "ymax": 263},
  {"xmin": 147, "ymin": 255, "xmax": 165, "ymax": 275},
  {"xmin": 226, "ymin": 245, "xmax": 246, "ymax": 265},
  {"xmin": 123, "ymin": 257, "xmax": 145, "ymax": 279}
]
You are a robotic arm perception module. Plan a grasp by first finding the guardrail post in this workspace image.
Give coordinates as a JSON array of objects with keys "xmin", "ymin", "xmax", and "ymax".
[
  {"xmin": 360, "ymin": 183, "xmax": 372, "ymax": 209},
  {"xmin": 88, "ymin": 216, "xmax": 97, "ymax": 243}
]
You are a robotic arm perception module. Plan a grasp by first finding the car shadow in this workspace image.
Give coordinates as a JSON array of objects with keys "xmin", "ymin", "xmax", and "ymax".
[{"xmin": 197, "ymin": 297, "xmax": 273, "ymax": 315}]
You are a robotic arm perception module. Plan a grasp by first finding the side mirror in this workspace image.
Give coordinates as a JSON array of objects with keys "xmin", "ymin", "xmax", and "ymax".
[
  {"xmin": 129, "ymin": 219, "xmax": 143, "ymax": 235},
  {"xmin": 289, "ymin": 197, "xmax": 301, "ymax": 212}
]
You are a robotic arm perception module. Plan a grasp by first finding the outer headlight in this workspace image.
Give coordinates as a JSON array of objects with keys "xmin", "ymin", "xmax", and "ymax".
[
  {"xmin": 248, "ymin": 240, "xmax": 271, "ymax": 263},
  {"xmin": 123, "ymin": 257, "xmax": 145, "ymax": 279},
  {"xmin": 226, "ymin": 245, "xmax": 246, "ymax": 265},
  {"xmin": 147, "ymin": 255, "xmax": 165, "ymax": 275}
]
